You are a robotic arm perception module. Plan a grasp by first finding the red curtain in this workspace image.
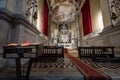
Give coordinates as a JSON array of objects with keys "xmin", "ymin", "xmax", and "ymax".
[
  {"xmin": 42, "ymin": 0, "xmax": 49, "ymax": 36},
  {"xmin": 81, "ymin": 0, "xmax": 92, "ymax": 36}
]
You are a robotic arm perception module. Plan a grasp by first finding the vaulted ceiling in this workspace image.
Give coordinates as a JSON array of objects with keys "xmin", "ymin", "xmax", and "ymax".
[{"xmin": 47, "ymin": 0, "xmax": 83, "ymax": 23}]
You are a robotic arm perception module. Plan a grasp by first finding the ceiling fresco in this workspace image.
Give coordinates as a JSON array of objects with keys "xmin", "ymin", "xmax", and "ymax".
[{"xmin": 47, "ymin": 0, "xmax": 83, "ymax": 23}]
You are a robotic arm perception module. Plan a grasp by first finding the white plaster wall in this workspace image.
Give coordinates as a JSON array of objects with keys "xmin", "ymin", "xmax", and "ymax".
[
  {"xmin": 99, "ymin": 0, "xmax": 112, "ymax": 28},
  {"xmin": 37, "ymin": 0, "xmax": 44, "ymax": 31}
]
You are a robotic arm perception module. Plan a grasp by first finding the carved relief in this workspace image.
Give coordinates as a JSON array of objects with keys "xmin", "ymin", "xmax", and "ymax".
[
  {"xmin": 25, "ymin": 0, "xmax": 38, "ymax": 24},
  {"xmin": 109, "ymin": 0, "xmax": 120, "ymax": 26}
]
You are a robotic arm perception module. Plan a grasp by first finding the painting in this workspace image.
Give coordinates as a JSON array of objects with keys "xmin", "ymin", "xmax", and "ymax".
[
  {"xmin": 109, "ymin": 0, "xmax": 120, "ymax": 26},
  {"xmin": 48, "ymin": 0, "xmax": 83, "ymax": 23}
]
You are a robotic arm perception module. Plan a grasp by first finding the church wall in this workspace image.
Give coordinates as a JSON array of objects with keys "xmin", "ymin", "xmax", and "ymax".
[
  {"xmin": 14, "ymin": 0, "xmax": 25, "ymax": 16},
  {"xmin": 6, "ymin": 0, "xmax": 16, "ymax": 14},
  {"xmin": 37, "ymin": 0, "xmax": 44, "ymax": 31},
  {"xmin": 90, "ymin": 0, "xmax": 104, "ymax": 33},
  {"xmin": 99, "ymin": 0, "xmax": 112, "ymax": 28},
  {"xmin": 18, "ymin": 25, "xmax": 38, "ymax": 43},
  {"xmin": 0, "ymin": 19, "xmax": 11, "ymax": 68},
  {"xmin": 0, "ymin": 0, "xmax": 15, "ymax": 15},
  {"xmin": 80, "ymin": 0, "xmax": 120, "ymax": 53},
  {"xmin": 18, "ymin": 24, "xmax": 46, "ymax": 44},
  {"xmin": 0, "ymin": 0, "xmax": 47, "ymax": 68},
  {"xmin": 79, "ymin": 0, "xmax": 104, "ymax": 45},
  {"xmin": 0, "ymin": 0, "xmax": 7, "ymax": 9},
  {"xmin": 0, "ymin": 0, "xmax": 10, "ymax": 68},
  {"xmin": 0, "ymin": 18, "xmax": 46, "ymax": 68},
  {"xmin": 6, "ymin": 23, "xmax": 46, "ymax": 67},
  {"xmin": 0, "ymin": 20, "xmax": 11, "ymax": 49}
]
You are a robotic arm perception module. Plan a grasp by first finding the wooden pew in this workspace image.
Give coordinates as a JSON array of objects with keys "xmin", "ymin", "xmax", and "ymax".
[
  {"xmin": 26, "ymin": 46, "xmax": 64, "ymax": 80},
  {"xmin": 39, "ymin": 46, "xmax": 64, "ymax": 61},
  {"xmin": 40, "ymin": 46, "xmax": 57, "ymax": 61},
  {"xmin": 91, "ymin": 46, "xmax": 115, "ymax": 61},
  {"xmin": 78, "ymin": 46, "xmax": 115, "ymax": 61},
  {"xmin": 78, "ymin": 47, "xmax": 93, "ymax": 58},
  {"xmin": 56, "ymin": 46, "xmax": 64, "ymax": 58}
]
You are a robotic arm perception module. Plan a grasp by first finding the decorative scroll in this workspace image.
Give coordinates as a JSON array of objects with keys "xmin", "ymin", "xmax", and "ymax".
[{"xmin": 109, "ymin": 0, "xmax": 120, "ymax": 26}]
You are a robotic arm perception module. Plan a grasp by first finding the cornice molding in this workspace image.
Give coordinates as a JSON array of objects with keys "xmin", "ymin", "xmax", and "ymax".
[
  {"xmin": 100, "ymin": 25, "xmax": 120, "ymax": 35},
  {"xmin": 0, "ymin": 9, "xmax": 41, "ymax": 35},
  {"xmin": 0, "ymin": 8, "xmax": 13, "ymax": 22}
]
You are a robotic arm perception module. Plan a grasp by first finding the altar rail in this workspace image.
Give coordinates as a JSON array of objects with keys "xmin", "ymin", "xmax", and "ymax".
[{"xmin": 78, "ymin": 46, "xmax": 115, "ymax": 60}]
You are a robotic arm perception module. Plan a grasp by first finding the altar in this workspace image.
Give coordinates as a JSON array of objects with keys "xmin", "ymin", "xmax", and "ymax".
[{"xmin": 58, "ymin": 43, "xmax": 72, "ymax": 48}]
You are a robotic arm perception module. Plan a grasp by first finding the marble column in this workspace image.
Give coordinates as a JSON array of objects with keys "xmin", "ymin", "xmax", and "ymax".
[
  {"xmin": 75, "ymin": 14, "xmax": 81, "ymax": 47},
  {"xmin": 48, "ymin": 13, "xmax": 52, "ymax": 45}
]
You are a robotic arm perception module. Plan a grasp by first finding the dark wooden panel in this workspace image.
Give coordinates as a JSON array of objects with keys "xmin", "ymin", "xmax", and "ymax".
[{"xmin": 3, "ymin": 44, "xmax": 43, "ymax": 58}]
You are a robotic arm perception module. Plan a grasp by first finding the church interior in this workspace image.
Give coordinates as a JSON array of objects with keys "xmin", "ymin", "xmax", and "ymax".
[{"xmin": 0, "ymin": 0, "xmax": 120, "ymax": 80}]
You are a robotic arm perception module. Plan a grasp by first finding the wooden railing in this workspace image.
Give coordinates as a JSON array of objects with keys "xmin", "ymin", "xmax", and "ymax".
[
  {"xmin": 38, "ymin": 46, "xmax": 64, "ymax": 61},
  {"xmin": 78, "ymin": 47, "xmax": 93, "ymax": 58},
  {"xmin": 91, "ymin": 46, "xmax": 114, "ymax": 60},
  {"xmin": 25, "ymin": 46, "xmax": 64, "ymax": 80},
  {"xmin": 78, "ymin": 46, "xmax": 115, "ymax": 61}
]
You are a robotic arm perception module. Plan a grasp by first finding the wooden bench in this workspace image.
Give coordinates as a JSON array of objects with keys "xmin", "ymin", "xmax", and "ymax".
[
  {"xmin": 25, "ymin": 46, "xmax": 64, "ymax": 80},
  {"xmin": 56, "ymin": 46, "xmax": 64, "ymax": 58},
  {"xmin": 78, "ymin": 47, "xmax": 93, "ymax": 58},
  {"xmin": 91, "ymin": 46, "xmax": 115, "ymax": 61},
  {"xmin": 78, "ymin": 46, "xmax": 115, "ymax": 60},
  {"xmin": 38, "ymin": 46, "xmax": 64, "ymax": 61}
]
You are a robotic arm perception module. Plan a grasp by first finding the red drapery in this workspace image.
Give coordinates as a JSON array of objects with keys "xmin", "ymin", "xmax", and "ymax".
[
  {"xmin": 81, "ymin": 0, "xmax": 92, "ymax": 36},
  {"xmin": 42, "ymin": 0, "xmax": 49, "ymax": 36}
]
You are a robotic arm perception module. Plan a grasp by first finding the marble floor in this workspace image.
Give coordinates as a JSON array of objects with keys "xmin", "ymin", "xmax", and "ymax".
[
  {"xmin": 0, "ymin": 57, "xmax": 84, "ymax": 80},
  {"xmin": 0, "ymin": 49, "xmax": 120, "ymax": 80},
  {"xmin": 68, "ymin": 49, "xmax": 120, "ymax": 80},
  {"xmin": 28, "ymin": 57, "xmax": 84, "ymax": 80}
]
